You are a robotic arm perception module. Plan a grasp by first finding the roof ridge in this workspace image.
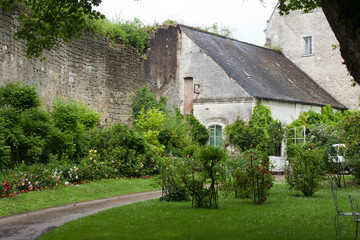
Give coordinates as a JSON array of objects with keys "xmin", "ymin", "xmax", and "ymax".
[{"xmin": 177, "ymin": 24, "xmax": 285, "ymax": 54}]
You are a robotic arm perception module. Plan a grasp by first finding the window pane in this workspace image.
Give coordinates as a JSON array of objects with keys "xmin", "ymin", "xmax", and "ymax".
[
  {"xmin": 208, "ymin": 124, "xmax": 222, "ymax": 147},
  {"xmin": 304, "ymin": 37, "xmax": 312, "ymax": 55},
  {"xmin": 215, "ymin": 136, "xmax": 222, "ymax": 147}
]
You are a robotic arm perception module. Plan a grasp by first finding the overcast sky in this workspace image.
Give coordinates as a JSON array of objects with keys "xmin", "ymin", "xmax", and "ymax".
[{"xmin": 95, "ymin": 0, "xmax": 279, "ymax": 46}]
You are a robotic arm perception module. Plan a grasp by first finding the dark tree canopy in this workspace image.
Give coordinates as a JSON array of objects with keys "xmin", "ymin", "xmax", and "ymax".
[
  {"xmin": 0, "ymin": 0, "xmax": 104, "ymax": 58},
  {"xmin": 278, "ymin": 0, "xmax": 360, "ymax": 86}
]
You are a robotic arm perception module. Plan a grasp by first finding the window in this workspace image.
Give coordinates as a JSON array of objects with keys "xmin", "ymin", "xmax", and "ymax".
[
  {"xmin": 209, "ymin": 125, "xmax": 222, "ymax": 147},
  {"xmin": 304, "ymin": 36, "xmax": 312, "ymax": 55}
]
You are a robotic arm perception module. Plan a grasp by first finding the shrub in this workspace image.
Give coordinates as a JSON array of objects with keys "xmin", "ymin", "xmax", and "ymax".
[
  {"xmin": 186, "ymin": 114, "xmax": 209, "ymax": 145},
  {"xmin": 224, "ymin": 102, "xmax": 284, "ymax": 158},
  {"xmin": 159, "ymin": 154, "xmax": 195, "ymax": 202},
  {"xmin": 0, "ymin": 83, "xmax": 51, "ymax": 166},
  {"xmin": 89, "ymin": 122, "xmax": 153, "ymax": 177},
  {"xmin": 286, "ymin": 142, "xmax": 322, "ymax": 197},
  {"xmin": 91, "ymin": 18, "xmax": 150, "ymax": 54},
  {"xmin": 50, "ymin": 99, "xmax": 100, "ymax": 162},
  {"xmin": 0, "ymin": 116, "xmax": 10, "ymax": 168},
  {"xmin": 0, "ymin": 83, "xmax": 41, "ymax": 111},
  {"xmin": 158, "ymin": 111, "xmax": 205, "ymax": 156},
  {"xmin": 342, "ymin": 110, "xmax": 360, "ymax": 183},
  {"xmin": 223, "ymin": 149, "xmax": 274, "ymax": 204},
  {"xmin": 130, "ymin": 85, "xmax": 167, "ymax": 119},
  {"xmin": 0, "ymin": 162, "xmax": 64, "ymax": 197},
  {"xmin": 192, "ymin": 146, "xmax": 227, "ymax": 208},
  {"xmin": 135, "ymin": 107, "xmax": 166, "ymax": 154},
  {"xmin": 160, "ymin": 146, "xmax": 227, "ymax": 208}
]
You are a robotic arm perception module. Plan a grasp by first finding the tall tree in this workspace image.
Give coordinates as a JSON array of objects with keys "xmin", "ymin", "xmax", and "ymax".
[
  {"xmin": 278, "ymin": 0, "xmax": 360, "ymax": 86},
  {"xmin": 0, "ymin": 0, "xmax": 104, "ymax": 58}
]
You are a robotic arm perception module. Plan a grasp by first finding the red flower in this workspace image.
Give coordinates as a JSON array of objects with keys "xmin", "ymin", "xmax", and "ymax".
[{"xmin": 147, "ymin": 176, "xmax": 150, "ymax": 178}]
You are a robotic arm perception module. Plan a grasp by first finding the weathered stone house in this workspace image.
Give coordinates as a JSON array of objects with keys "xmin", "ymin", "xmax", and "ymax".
[
  {"xmin": 265, "ymin": 5, "xmax": 360, "ymax": 109},
  {"xmin": 144, "ymin": 25, "xmax": 345, "ymax": 146}
]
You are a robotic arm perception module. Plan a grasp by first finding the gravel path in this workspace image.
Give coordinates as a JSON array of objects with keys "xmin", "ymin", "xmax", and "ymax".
[{"xmin": 0, "ymin": 190, "xmax": 162, "ymax": 240}]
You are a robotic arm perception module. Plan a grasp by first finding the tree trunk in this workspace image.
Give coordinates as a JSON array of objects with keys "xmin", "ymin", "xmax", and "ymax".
[{"xmin": 321, "ymin": 0, "xmax": 360, "ymax": 86}]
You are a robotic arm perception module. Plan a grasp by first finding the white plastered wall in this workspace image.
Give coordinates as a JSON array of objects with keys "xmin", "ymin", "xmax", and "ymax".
[{"xmin": 262, "ymin": 99, "xmax": 322, "ymax": 125}]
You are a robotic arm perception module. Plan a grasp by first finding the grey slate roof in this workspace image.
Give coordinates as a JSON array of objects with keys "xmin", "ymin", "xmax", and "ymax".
[{"xmin": 180, "ymin": 26, "xmax": 346, "ymax": 109}]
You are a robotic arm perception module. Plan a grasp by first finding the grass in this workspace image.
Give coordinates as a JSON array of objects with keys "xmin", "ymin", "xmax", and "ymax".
[
  {"xmin": 0, "ymin": 177, "xmax": 160, "ymax": 217},
  {"xmin": 39, "ymin": 181, "xmax": 360, "ymax": 240}
]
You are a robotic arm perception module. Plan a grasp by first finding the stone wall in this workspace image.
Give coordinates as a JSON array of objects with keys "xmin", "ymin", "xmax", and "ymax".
[
  {"xmin": 265, "ymin": 7, "xmax": 360, "ymax": 109},
  {"xmin": 0, "ymin": 8, "xmax": 145, "ymax": 124},
  {"xmin": 143, "ymin": 26, "xmax": 180, "ymax": 110}
]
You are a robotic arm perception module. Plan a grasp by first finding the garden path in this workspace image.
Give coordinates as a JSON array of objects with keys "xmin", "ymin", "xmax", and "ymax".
[
  {"xmin": 0, "ymin": 175, "xmax": 285, "ymax": 240},
  {"xmin": 0, "ymin": 190, "xmax": 162, "ymax": 240}
]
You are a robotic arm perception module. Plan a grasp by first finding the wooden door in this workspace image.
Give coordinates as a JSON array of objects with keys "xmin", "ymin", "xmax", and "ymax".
[{"xmin": 184, "ymin": 77, "xmax": 193, "ymax": 115}]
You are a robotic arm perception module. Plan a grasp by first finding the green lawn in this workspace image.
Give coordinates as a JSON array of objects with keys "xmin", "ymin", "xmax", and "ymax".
[
  {"xmin": 0, "ymin": 177, "xmax": 159, "ymax": 217},
  {"xmin": 39, "ymin": 182, "xmax": 360, "ymax": 240}
]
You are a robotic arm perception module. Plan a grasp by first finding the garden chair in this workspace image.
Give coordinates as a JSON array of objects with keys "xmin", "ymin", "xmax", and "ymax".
[
  {"xmin": 330, "ymin": 176, "xmax": 353, "ymax": 236},
  {"xmin": 349, "ymin": 195, "xmax": 360, "ymax": 240}
]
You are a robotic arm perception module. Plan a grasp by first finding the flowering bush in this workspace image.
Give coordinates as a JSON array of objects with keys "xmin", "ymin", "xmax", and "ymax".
[
  {"xmin": 159, "ymin": 154, "xmax": 196, "ymax": 202},
  {"xmin": 0, "ymin": 162, "xmax": 64, "ymax": 197},
  {"xmin": 0, "ymin": 148, "xmax": 159, "ymax": 198},
  {"xmin": 223, "ymin": 150, "xmax": 274, "ymax": 204}
]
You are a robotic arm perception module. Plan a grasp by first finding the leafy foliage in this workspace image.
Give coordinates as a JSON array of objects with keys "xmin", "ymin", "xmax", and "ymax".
[
  {"xmin": 186, "ymin": 114, "xmax": 209, "ymax": 145},
  {"xmin": 0, "ymin": 83, "xmax": 101, "ymax": 167},
  {"xmin": 342, "ymin": 111, "xmax": 360, "ymax": 183},
  {"xmin": 192, "ymin": 146, "xmax": 227, "ymax": 208},
  {"xmin": 160, "ymin": 146, "xmax": 227, "ymax": 208},
  {"xmin": 159, "ymin": 111, "xmax": 193, "ymax": 156},
  {"xmin": 225, "ymin": 102, "xmax": 284, "ymax": 157},
  {"xmin": 204, "ymin": 22, "xmax": 232, "ymax": 38},
  {"xmin": 50, "ymin": 99, "xmax": 100, "ymax": 162},
  {"xmin": 223, "ymin": 149, "xmax": 275, "ymax": 204},
  {"xmin": 159, "ymin": 154, "xmax": 195, "ymax": 202},
  {"xmin": 0, "ymin": 0, "xmax": 104, "ymax": 58},
  {"xmin": 286, "ymin": 142, "xmax": 323, "ymax": 197},
  {"xmin": 0, "ymin": 116, "xmax": 10, "ymax": 168},
  {"xmin": 130, "ymin": 85, "xmax": 167, "ymax": 119},
  {"xmin": 90, "ymin": 18, "xmax": 150, "ymax": 54},
  {"xmin": 89, "ymin": 122, "xmax": 153, "ymax": 177},
  {"xmin": 0, "ymin": 83, "xmax": 40, "ymax": 111},
  {"xmin": 278, "ymin": 0, "xmax": 321, "ymax": 15}
]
